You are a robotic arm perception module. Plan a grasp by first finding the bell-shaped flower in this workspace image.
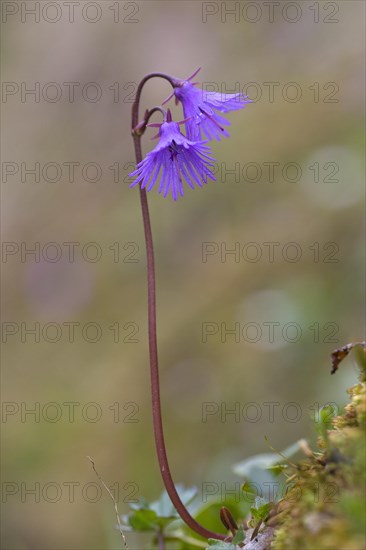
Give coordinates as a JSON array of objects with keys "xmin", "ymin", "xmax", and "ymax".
[
  {"xmin": 164, "ymin": 68, "xmax": 251, "ymax": 141},
  {"xmin": 129, "ymin": 110, "xmax": 216, "ymax": 201}
]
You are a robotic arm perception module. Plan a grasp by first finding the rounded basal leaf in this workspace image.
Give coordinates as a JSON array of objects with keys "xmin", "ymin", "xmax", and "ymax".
[
  {"xmin": 128, "ymin": 509, "xmax": 159, "ymax": 531},
  {"xmin": 125, "ymin": 485, "xmax": 198, "ymax": 534}
]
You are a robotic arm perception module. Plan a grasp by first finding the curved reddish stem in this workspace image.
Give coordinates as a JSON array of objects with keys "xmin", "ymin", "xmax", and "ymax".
[{"xmin": 131, "ymin": 73, "xmax": 226, "ymax": 542}]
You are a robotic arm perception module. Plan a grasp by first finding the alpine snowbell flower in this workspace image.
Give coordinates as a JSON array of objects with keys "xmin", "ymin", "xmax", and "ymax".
[
  {"xmin": 127, "ymin": 69, "xmax": 251, "ymax": 542},
  {"xmin": 165, "ymin": 68, "xmax": 251, "ymax": 141},
  {"xmin": 129, "ymin": 110, "xmax": 216, "ymax": 201}
]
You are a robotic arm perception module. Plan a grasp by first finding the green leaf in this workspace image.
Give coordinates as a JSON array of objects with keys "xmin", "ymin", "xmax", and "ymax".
[
  {"xmin": 233, "ymin": 441, "xmax": 301, "ymax": 478},
  {"xmin": 150, "ymin": 485, "xmax": 197, "ymax": 518},
  {"xmin": 129, "ymin": 497, "xmax": 150, "ymax": 511},
  {"xmin": 231, "ymin": 526, "xmax": 245, "ymax": 545},
  {"xmin": 128, "ymin": 509, "xmax": 159, "ymax": 531},
  {"xmin": 241, "ymin": 481, "xmax": 259, "ymax": 495},
  {"xmin": 266, "ymin": 464, "xmax": 288, "ymax": 476},
  {"xmin": 124, "ymin": 485, "xmax": 198, "ymax": 534},
  {"xmin": 250, "ymin": 497, "xmax": 272, "ymax": 522},
  {"xmin": 234, "ymin": 441, "xmax": 302, "ymax": 503}
]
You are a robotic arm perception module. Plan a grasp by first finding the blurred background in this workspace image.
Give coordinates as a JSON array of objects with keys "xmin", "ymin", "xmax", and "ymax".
[{"xmin": 1, "ymin": 1, "xmax": 365, "ymax": 548}]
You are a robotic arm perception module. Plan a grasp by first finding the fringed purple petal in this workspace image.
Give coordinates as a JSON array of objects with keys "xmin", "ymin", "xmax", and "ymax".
[
  {"xmin": 174, "ymin": 80, "xmax": 250, "ymax": 141},
  {"xmin": 129, "ymin": 120, "xmax": 217, "ymax": 200}
]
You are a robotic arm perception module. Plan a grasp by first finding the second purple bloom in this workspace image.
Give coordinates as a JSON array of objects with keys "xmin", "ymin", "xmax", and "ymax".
[{"xmin": 169, "ymin": 69, "xmax": 251, "ymax": 141}]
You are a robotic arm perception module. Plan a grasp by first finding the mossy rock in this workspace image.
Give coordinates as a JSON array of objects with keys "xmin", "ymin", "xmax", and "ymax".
[{"xmin": 271, "ymin": 360, "xmax": 366, "ymax": 550}]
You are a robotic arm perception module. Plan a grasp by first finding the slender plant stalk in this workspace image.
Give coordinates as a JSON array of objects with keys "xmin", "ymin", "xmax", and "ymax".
[
  {"xmin": 131, "ymin": 74, "xmax": 226, "ymax": 541},
  {"xmin": 157, "ymin": 530, "xmax": 165, "ymax": 550}
]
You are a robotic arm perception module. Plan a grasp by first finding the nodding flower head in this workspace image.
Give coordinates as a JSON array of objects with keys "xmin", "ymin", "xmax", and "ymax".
[
  {"xmin": 164, "ymin": 68, "xmax": 251, "ymax": 141},
  {"xmin": 129, "ymin": 109, "xmax": 216, "ymax": 201}
]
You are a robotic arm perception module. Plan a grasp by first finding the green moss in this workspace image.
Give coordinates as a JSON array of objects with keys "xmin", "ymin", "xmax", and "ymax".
[{"xmin": 272, "ymin": 369, "xmax": 366, "ymax": 550}]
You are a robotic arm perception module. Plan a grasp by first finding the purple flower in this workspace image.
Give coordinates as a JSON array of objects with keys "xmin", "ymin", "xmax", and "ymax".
[
  {"xmin": 165, "ymin": 68, "xmax": 251, "ymax": 141},
  {"xmin": 129, "ymin": 111, "xmax": 216, "ymax": 201}
]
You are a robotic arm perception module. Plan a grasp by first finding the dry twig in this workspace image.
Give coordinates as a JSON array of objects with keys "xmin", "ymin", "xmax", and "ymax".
[{"xmin": 87, "ymin": 455, "xmax": 129, "ymax": 550}]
